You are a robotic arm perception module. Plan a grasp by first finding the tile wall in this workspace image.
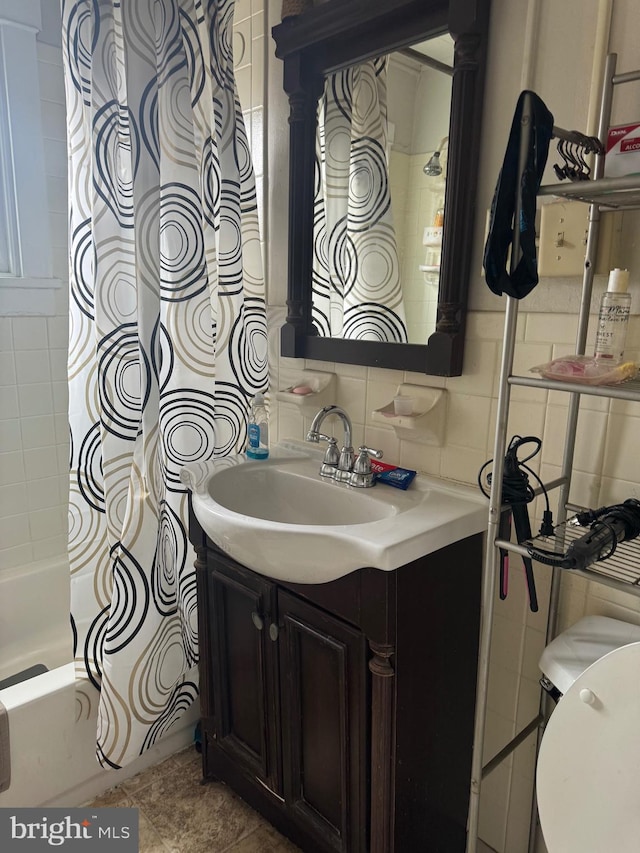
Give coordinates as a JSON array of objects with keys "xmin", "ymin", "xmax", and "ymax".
[{"xmin": 0, "ymin": 40, "xmax": 69, "ymax": 572}]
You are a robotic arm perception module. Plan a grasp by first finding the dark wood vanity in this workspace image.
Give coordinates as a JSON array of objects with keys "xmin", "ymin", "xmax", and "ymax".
[{"xmin": 190, "ymin": 505, "xmax": 482, "ymax": 853}]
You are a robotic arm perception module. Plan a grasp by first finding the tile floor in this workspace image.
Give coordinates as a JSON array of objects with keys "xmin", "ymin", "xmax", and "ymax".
[
  {"xmin": 88, "ymin": 745, "xmax": 497, "ymax": 852},
  {"xmin": 87, "ymin": 746, "xmax": 300, "ymax": 853}
]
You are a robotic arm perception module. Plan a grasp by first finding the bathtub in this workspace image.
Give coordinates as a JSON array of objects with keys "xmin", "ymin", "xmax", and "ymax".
[{"xmin": 0, "ymin": 556, "xmax": 198, "ymax": 807}]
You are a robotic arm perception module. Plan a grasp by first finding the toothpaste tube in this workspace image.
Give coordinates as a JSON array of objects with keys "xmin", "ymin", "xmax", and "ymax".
[{"xmin": 370, "ymin": 459, "xmax": 417, "ymax": 490}]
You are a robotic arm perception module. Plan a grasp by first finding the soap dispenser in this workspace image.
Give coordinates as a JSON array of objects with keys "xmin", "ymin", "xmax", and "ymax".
[{"xmin": 246, "ymin": 393, "xmax": 269, "ymax": 459}]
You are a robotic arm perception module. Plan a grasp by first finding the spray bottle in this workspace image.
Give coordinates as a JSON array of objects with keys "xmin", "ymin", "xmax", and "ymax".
[{"xmin": 594, "ymin": 268, "xmax": 631, "ymax": 364}]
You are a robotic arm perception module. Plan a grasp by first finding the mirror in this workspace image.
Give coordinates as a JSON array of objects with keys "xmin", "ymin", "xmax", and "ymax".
[
  {"xmin": 273, "ymin": 0, "xmax": 490, "ymax": 375},
  {"xmin": 311, "ymin": 37, "xmax": 453, "ymax": 345}
]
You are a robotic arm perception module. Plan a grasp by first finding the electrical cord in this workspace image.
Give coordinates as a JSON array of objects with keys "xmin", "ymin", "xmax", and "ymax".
[
  {"xmin": 478, "ymin": 435, "xmax": 554, "ymax": 534},
  {"xmin": 527, "ymin": 498, "xmax": 640, "ymax": 570},
  {"xmin": 478, "ymin": 436, "xmax": 551, "ymax": 611}
]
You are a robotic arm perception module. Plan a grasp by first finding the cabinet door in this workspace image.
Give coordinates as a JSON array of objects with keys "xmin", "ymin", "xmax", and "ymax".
[
  {"xmin": 208, "ymin": 557, "xmax": 281, "ymax": 794},
  {"xmin": 278, "ymin": 589, "xmax": 368, "ymax": 853}
]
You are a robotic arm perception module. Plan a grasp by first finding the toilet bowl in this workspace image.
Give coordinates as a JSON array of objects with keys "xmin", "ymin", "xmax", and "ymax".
[{"xmin": 536, "ymin": 615, "xmax": 640, "ymax": 852}]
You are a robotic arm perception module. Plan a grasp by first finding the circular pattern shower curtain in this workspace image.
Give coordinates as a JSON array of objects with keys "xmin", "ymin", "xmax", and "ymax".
[{"xmin": 62, "ymin": 0, "xmax": 267, "ymax": 768}]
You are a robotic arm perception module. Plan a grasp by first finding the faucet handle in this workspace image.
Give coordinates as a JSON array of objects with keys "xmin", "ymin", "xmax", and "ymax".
[
  {"xmin": 350, "ymin": 446, "xmax": 383, "ymax": 488},
  {"xmin": 319, "ymin": 437, "xmax": 339, "ymax": 478},
  {"xmin": 356, "ymin": 446, "xmax": 383, "ymax": 466},
  {"xmin": 335, "ymin": 444, "xmax": 356, "ymax": 482}
]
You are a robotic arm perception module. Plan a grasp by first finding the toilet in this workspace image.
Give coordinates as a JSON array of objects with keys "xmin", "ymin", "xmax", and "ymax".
[{"xmin": 536, "ymin": 615, "xmax": 640, "ymax": 852}]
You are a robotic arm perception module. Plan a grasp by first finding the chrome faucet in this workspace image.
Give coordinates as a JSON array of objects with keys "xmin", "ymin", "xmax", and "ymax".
[{"xmin": 306, "ymin": 405, "xmax": 355, "ymax": 482}]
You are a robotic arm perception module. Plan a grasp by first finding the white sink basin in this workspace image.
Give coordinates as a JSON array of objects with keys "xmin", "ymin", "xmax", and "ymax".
[{"xmin": 180, "ymin": 441, "xmax": 486, "ymax": 584}]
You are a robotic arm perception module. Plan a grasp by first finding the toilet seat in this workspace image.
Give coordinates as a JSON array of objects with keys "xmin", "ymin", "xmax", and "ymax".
[{"xmin": 537, "ymin": 640, "xmax": 640, "ymax": 852}]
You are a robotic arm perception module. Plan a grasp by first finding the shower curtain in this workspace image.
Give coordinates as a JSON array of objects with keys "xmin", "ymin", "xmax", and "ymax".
[
  {"xmin": 62, "ymin": 0, "xmax": 267, "ymax": 768},
  {"xmin": 312, "ymin": 57, "xmax": 408, "ymax": 342}
]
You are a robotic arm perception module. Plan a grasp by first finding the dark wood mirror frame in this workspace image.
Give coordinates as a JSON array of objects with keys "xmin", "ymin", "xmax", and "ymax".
[{"xmin": 272, "ymin": 0, "xmax": 490, "ymax": 376}]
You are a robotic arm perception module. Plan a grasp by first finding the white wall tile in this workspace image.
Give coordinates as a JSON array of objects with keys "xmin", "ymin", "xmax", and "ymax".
[
  {"xmin": 47, "ymin": 316, "xmax": 68, "ymax": 349},
  {"xmin": 0, "ymin": 387, "xmax": 19, "ymax": 419},
  {"xmin": 0, "ymin": 318, "xmax": 13, "ymax": 350},
  {"xmin": 54, "ymin": 413, "xmax": 69, "ymax": 444},
  {"xmin": 0, "ymin": 419, "xmax": 22, "ymax": 453},
  {"xmin": 26, "ymin": 475, "xmax": 61, "ymax": 510},
  {"xmin": 334, "ymin": 376, "xmax": 367, "ymax": 427},
  {"xmin": 446, "ymin": 340, "xmax": 498, "ymax": 397},
  {"xmin": 15, "ymin": 349, "xmax": 52, "ymax": 384},
  {"xmin": 0, "ymin": 482, "xmax": 27, "ymax": 516},
  {"xmin": 0, "ymin": 543, "xmax": 33, "ymax": 571},
  {"xmin": 18, "ymin": 383, "xmax": 54, "ymax": 417},
  {"xmin": 445, "ymin": 394, "xmax": 492, "ymax": 450},
  {"xmin": 0, "ymin": 513, "xmax": 31, "ymax": 548},
  {"xmin": 0, "ymin": 352, "xmax": 16, "ymax": 385},
  {"xmin": 52, "ymin": 380, "xmax": 68, "ymax": 414},
  {"xmin": 0, "ymin": 451, "xmax": 26, "ymax": 485},
  {"xmin": 235, "ymin": 0, "xmax": 252, "ymax": 22},
  {"xmin": 28, "ymin": 506, "xmax": 66, "ymax": 541},
  {"xmin": 362, "ymin": 424, "xmax": 399, "ymax": 462},
  {"xmin": 440, "ymin": 444, "xmax": 488, "ymax": 486},
  {"xmin": 12, "ymin": 317, "xmax": 49, "ymax": 350},
  {"xmin": 24, "ymin": 447, "xmax": 59, "ymax": 481},
  {"xmin": 32, "ymin": 533, "xmax": 67, "ymax": 562}
]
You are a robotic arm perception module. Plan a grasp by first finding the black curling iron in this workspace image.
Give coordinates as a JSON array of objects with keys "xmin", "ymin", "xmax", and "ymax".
[
  {"xmin": 527, "ymin": 499, "xmax": 640, "ymax": 570},
  {"xmin": 478, "ymin": 436, "xmax": 548, "ymax": 612}
]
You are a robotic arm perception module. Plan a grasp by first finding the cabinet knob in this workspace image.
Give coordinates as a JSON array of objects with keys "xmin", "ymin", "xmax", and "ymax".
[
  {"xmin": 269, "ymin": 623, "xmax": 279, "ymax": 641},
  {"xmin": 251, "ymin": 611, "xmax": 264, "ymax": 631}
]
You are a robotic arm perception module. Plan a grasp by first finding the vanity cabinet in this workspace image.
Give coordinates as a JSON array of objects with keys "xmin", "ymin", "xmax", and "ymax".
[{"xmin": 191, "ymin": 510, "xmax": 483, "ymax": 853}]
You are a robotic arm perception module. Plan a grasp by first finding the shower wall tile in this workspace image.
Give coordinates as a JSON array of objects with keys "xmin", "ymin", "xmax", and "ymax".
[
  {"xmin": 0, "ymin": 513, "xmax": 31, "ymax": 549},
  {"xmin": 0, "ymin": 543, "xmax": 33, "ymax": 571},
  {"xmin": 0, "ymin": 483, "xmax": 27, "ymax": 516},
  {"xmin": 52, "ymin": 380, "xmax": 69, "ymax": 414},
  {"xmin": 0, "ymin": 387, "xmax": 19, "ymax": 419},
  {"xmin": 26, "ymin": 476, "xmax": 61, "ymax": 511},
  {"xmin": 47, "ymin": 316, "xmax": 68, "ymax": 349},
  {"xmin": 0, "ymin": 451, "xmax": 26, "ymax": 486},
  {"xmin": 235, "ymin": 0, "xmax": 252, "ymax": 23},
  {"xmin": 15, "ymin": 350, "xmax": 52, "ymax": 385},
  {"xmin": 28, "ymin": 506, "xmax": 66, "ymax": 541},
  {"xmin": 0, "ymin": 352, "xmax": 16, "ymax": 385},
  {"xmin": 12, "ymin": 318, "xmax": 49, "ymax": 350},
  {"xmin": 0, "ymin": 420, "xmax": 21, "ymax": 453},
  {"xmin": 24, "ymin": 449, "xmax": 59, "ymax": 482},
  {"xmin": 18, "ymin": 383, "xmax": 55, "ymax": 417},
  {"xmin": 32, "ymin": 534, "xmax": 68, "ymax": 563},
  {"xmin": 0, "ymin": 41, "xmax": 69, "ymax": 571}
]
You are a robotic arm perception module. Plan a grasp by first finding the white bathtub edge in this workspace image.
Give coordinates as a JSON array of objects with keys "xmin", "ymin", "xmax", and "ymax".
[{"xmin": 46, "ymin": 709, "xmax": 200, "ymax": 808}]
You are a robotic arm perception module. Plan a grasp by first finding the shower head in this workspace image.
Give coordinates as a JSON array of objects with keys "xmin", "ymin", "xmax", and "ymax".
[
  {"xmin": 423, "ymin": 136, "xmax": 449, "ymax": 177},
  {"xmin": 423, "ymin": 152, "xmax": 442, "ymax": 176}
]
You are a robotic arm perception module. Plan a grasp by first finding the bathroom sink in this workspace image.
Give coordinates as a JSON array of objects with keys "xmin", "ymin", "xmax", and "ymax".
[{"xmin": 180, "ymin": 441, "xmax": 486, "ymax": 583}]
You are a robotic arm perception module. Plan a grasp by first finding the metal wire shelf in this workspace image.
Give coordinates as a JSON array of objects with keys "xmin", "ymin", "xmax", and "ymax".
[
  {"xmin": 526, "ymin": 515, "xmax": 640, "ymax": 588},
  {"xmin": 538, "ymin": 174, "xmax": 640, "ymax": 210}
]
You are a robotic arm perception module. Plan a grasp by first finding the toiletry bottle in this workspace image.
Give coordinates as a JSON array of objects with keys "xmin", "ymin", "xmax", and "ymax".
[
  {"xmin": 594, "ymin": 268, "xmax": 631, "ymax": 363},
  {"xmin": 246, "ymin": 393, "xmax": 269, "ymax": 459}
]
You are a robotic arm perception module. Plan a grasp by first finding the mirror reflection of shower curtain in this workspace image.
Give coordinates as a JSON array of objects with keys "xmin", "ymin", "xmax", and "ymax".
[{"xmin": 312, "ymin": 57, "xmax": 408, "ymax": 342}]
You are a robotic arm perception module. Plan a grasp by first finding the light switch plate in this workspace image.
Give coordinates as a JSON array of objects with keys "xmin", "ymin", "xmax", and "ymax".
[
  {"xmin": 538, "ymin": 201, "xmax": 589, "ymax": 276},
  {"xmin": 538, "ymin": 201, "xmax": 622, "ymax": 276}
]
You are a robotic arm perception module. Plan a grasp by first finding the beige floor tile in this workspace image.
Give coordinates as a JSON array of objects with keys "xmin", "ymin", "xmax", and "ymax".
[
  {"xmin": 88, "ymin": 748, "xmax": 297, "ymax": 853},
  {"xmin": 138, "ymin": 809, "xmax": 172, "ymax": 853},
  {"xmin": 122, "ymin": 754, "xmax": 180, "ymax": 796},
  {"xmin": 134, "ymin": 771, "xmax": 262, "ymax": 852}
]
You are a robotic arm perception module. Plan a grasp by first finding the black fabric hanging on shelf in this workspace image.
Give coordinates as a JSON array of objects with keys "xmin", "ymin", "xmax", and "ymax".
[{"xmin": 484, "ymin": 91, "xmax": 554, "ymax": 299}]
